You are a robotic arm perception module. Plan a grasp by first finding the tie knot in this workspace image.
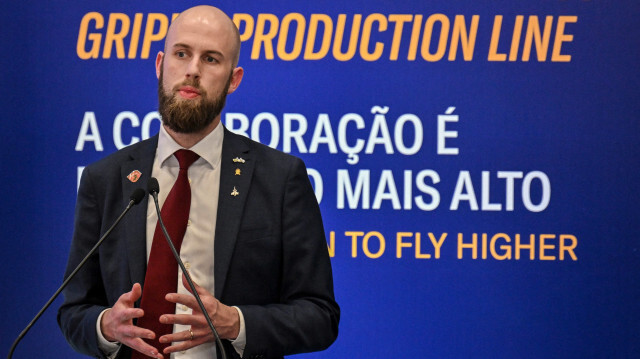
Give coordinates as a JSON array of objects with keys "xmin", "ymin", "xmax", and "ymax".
[{"xmin": 174, "ymin": 149, "xmax": 200, "ymax": 170}]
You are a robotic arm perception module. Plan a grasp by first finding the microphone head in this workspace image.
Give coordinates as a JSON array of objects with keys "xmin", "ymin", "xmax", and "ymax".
[
  {"xmin": 129, "ymin": 188, "xmax": 146, "ymax": 205},
  {"xmin": 147, "ymin": 177, "xmax": 160, "ymax": 195}
]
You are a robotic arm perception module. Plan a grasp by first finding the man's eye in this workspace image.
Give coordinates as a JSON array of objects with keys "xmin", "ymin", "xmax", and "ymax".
[
  {"xmin": 177, "ymin": 51, "xmax": 186, "ymax": 58},
  {"xmin": 205, "ymin": 56, "xmax": 216, "ymax": 63}
]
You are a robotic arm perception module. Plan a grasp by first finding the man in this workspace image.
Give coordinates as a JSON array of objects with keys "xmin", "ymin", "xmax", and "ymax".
[{"xmin": 58, "ymin": 5, "xmax": 339, "ymax": 359}]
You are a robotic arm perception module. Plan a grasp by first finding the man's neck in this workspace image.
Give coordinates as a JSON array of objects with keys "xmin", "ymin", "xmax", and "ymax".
[{"xmin": 163, "ymin": 118, "xmax": 220, "ymax": 148}]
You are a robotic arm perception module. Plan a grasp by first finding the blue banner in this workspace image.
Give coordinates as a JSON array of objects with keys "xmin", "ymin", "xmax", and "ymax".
[{"xmin": 2, "ymin": 1, "xmax": 639, "ymax": 357}]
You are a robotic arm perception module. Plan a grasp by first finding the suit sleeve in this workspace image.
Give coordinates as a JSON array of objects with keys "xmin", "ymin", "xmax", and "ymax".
[
  {"xmin": 238, "ymin": 158, "xmax": 340, "ymax": 359},
  {"xmin": 57, "ymin": 165, "xmax": 111, "ymax": 359}
]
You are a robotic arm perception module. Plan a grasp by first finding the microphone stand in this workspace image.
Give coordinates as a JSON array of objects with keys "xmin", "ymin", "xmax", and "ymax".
[
  {"xmin": 148, "ymin": 184, "xmax": 228, "ymax": 359},
  {"xmin": 7, "ymin": 188, "xmax": 146, "ymax": 359}
]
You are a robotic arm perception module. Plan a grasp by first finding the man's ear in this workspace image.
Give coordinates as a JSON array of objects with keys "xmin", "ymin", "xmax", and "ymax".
[
  {"xmin": 227, "ymin": 67, "xmax": 244, "ymax": 94},
  {"xmin": 155, "ymin": 52, "xmax": 164, "ymax": 79}
]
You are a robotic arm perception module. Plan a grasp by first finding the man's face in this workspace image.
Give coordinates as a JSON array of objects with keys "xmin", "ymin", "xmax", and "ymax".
[
  {"xmin": 158, "ymin": 62, "xmax": 231, "ymax": 134},
  {"xmin": 156, "ymin": 12, "xmax": 240, "ymax": 133}
]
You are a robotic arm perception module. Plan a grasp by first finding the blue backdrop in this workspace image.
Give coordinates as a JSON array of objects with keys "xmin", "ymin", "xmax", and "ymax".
[{"xmin": 2, "ymin": 1, "xmax": 639, "ymax": 358}]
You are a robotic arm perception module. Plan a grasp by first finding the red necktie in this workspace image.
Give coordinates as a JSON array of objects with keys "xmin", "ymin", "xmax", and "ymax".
[{"xmin": 134, "ymin": 149, "xmax": 200, "ymax": 357}]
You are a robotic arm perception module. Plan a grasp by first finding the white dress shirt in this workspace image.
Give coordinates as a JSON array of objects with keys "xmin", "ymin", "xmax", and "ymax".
[{"xmin": 97, "ymin": 124, "xmax": 246, "ymax": 358}]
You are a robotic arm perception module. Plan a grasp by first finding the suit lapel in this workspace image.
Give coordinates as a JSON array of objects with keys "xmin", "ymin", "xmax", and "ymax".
[
  {"xmin": 115, "ymin": 131, "xmax": 253, "ymax": 297},
  {"xmin": 214, "ymin": 129, "xmax": 253, "ymax": 298},
  {"xmin": 120, "ymin": 136, "xmax": 157, "ymax": 287}
]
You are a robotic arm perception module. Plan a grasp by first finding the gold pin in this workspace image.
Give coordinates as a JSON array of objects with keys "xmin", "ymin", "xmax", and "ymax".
[
  {"xmin": 235, "ymin": 168, "xmax": 241, "ymax": 176},
  {"xmin": 231, "ymin": 187, "xmax": 239, "ymax": 196},
  {"xmin": 233, "ymin": 157, "xmax": 246, "ymax": 163}
]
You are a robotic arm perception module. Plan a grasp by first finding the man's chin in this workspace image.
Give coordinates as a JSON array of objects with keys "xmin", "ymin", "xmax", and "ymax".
[{"xmin": 164, "ymin": 122, "xmax": 200, "ymax": 134}]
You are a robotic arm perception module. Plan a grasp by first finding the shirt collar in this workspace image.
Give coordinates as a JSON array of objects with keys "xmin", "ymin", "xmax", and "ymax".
[{"xmin": 157, "ymin": 123, "xmax": 224, "ymax": 169}]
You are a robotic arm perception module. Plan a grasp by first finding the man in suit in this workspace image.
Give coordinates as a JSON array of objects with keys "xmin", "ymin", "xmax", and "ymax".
[{"xmin": 58, "ymin": 5, "xmax": 339, "ymax": 359}]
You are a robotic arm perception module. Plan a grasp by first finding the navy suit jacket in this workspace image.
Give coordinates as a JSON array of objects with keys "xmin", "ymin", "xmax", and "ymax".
[{"xmin": 58, "ymin": 128, "xmax": 339, "ymax": 359}]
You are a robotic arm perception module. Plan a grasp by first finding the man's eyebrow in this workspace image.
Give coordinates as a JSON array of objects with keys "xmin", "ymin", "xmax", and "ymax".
[{"xmin": 172, "ymin": 43, "xmax": 225, "ymax": 58}]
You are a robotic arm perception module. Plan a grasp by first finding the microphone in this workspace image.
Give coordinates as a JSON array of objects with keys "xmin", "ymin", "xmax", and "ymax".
[
  {"xmin": 147, "ymin": 177, "xmax": 228, "ymax": 359},
  {"xmin": 7, "ymin": 188, "xmax": 146, "ymax": 359}
]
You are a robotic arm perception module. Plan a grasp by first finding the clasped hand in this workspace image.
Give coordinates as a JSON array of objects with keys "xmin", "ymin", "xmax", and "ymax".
[{"xmin": 101, "ymin": 273, "xmax": 240, "ymax": 358}]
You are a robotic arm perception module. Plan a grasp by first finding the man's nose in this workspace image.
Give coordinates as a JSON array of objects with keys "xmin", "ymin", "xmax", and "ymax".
[{"xmin": 185, "ymin": 58, "xmax": 201, "ymax": 79}]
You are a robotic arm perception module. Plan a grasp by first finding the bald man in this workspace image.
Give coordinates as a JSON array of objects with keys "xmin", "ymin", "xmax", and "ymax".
[{"xmin": 58, "ymin": 6, "xmax": 339, "ymax": 359}]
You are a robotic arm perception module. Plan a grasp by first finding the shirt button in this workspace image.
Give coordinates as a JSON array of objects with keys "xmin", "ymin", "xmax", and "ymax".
[
  {"xmin": 185, "ymin": 262, "xmax": 191, "ymax": 270},
  {"xmin": 188, "ymin": 178, "xmax": 192, "ymax": 184},
  {"xmin": 181, "ymin": 305, "xmax": 188, "ymax": 311},
  {"xmin": 187, "ymin": 220, "xmax": 192, "ymax": 226}
]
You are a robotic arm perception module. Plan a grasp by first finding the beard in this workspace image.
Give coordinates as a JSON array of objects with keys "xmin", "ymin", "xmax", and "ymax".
[{"xmin": 158, "ymin": 67, "xmax": 232, "ymax": 134}]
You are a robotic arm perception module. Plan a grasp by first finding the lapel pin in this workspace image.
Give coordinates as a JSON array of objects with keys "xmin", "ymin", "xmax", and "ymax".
[
  {"xmin": 233, "ymin": 157, "xmax": 246, "ymax": 163},
  {"xmin": 231, "ymin": 187, "xmax": 240, "ymax": 196},
  {"xmin": 127, "ymin": 170, "xmax": 142, "ymax": 183},
  {"xmin": 235, "ymin": 168, "xmax": 241, "ymax": 176}
]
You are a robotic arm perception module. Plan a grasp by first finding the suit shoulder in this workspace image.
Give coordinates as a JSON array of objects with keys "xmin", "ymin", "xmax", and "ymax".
[
  {"xmin": 225, "ymin": 130, "xmax": 304, "ymax": 167},
  {"xmin": 84, "ymin": 136, "xmax": 157, "ymax": 172}
]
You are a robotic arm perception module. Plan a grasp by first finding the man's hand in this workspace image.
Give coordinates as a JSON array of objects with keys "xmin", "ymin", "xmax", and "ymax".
[
  {"xmin": 158, "ymin": 273, "xmax": 240, "ymax": 355},
  {"xmin": 100, "ymin": 283, "xmax": 163, "ymax": 359}
]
